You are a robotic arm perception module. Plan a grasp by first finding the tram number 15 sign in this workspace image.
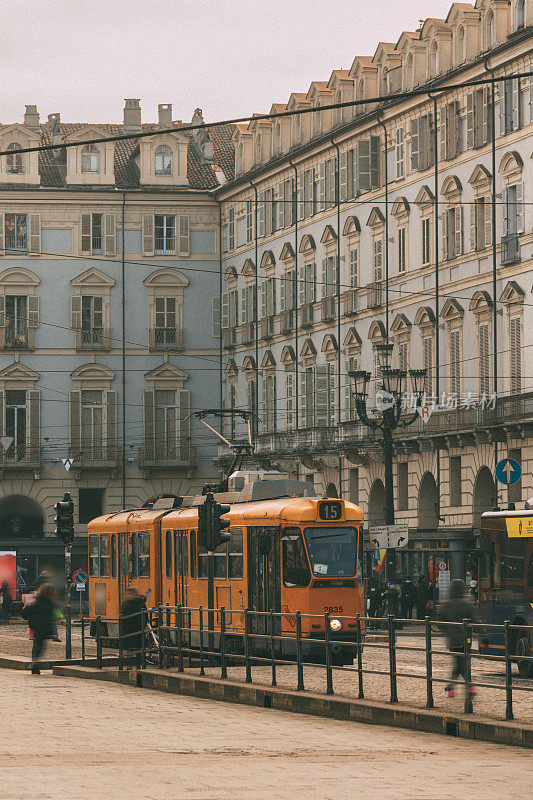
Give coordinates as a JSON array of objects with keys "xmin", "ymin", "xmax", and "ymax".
[{"xmin": 318, "ymin": 501, "xmax": 343, "ymax": 521}]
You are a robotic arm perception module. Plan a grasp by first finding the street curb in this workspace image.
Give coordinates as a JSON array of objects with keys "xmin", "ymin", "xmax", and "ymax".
[
  {"xmin": 0, "ymin": 654, "xmax": 127, "ymax": 670},
  {"xmin": 52, "ymin": 665, "xmax": 533, "ymax": 750}
]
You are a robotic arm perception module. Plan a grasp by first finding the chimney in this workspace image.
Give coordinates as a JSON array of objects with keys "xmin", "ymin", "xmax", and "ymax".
[
  {"xmin": 24, "ymin": 105, "xmax": 40, "ymax": 130},
  {"xmin": 123, "ymin": 99, "xmax": 141, "ymax": 134},
  {"xmin": 158, "ymin": 103, "xmax": 172, "ymax": 127}
]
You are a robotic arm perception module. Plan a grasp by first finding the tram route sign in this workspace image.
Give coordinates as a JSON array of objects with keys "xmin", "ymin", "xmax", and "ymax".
[{"xmin": 369, "ymin": 524, "xmax": 409, "ymax": 550}]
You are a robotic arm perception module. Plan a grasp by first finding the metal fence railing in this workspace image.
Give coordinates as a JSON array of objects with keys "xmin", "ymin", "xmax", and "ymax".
[{"xmin": 81, "ymin": 607, "xmax": 533, "ymax": 722}]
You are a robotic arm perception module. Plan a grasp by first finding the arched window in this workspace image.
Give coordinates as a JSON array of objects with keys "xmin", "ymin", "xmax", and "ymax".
[
  {"xmin": 275, "ymin": 123, "xmax": 282, "ymax": 154},
  {"xmin": 255, "ymin": 133, "xmax": 262, "ymax": 163},
  {"xmin": 514, "ymin": 0, "xmax": 525, "ymax": 30},
  {"xmin": 429, "ymin": 42, "xmax": 438, "ymax": 77},
  {"xmin": 81, "ymin": 144, "xmax": 100, "ymax": 173},
  {"xmin": 486, "ymin": 12, "xmax": 495, "ymax": 47},
  {"xmin": 6, "ymin": 143, "xmax": 23, "ymax": 174},
  {"xmin": 155, "ymin": 145, "xmax": 172, "ymax": 175},
  {"xmin": 406, "ymin": 54, "xmax": 414, "ymax": 88},
  {"xmin": 381, "ymin": 68, "xmax": 388, "ymax": 95}
]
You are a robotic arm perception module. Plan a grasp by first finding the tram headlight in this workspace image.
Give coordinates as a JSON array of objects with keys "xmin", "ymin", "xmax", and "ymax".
[{"xmin": 329, "ymin": 618, "xmax": 342, "ymax": 632}]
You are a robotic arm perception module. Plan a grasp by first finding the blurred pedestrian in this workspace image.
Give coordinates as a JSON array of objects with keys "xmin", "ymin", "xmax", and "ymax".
[
  {"xmin": 438, "ymin": 578, "xmax": 488, "ymax": 698},
  {"xmin": 0, "ymin": 581, "xmax": 12, "ymax": 624},
  {"xmin": 120, "ymin": 587, "xmax": 147, "ymax": 667},
  {"xmin": 366, "ymin": 579, "xmax": 382, "ymax": 629},
  {"xmin": 400, "ymin": 578, "xmax": 417, "ymax": 620},
  {"xmin": 21, "ymin": 582, "xmax": 58, "ymax": 674},
  {"xmin": 415, "ymin": 576, "xmax": 428, "ymax": 620},
  {"xmin": 381, "ymin": 583, "xmax": 400, "ymax": 618}
]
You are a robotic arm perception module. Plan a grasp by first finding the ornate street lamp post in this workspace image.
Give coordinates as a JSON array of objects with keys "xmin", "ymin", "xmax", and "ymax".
[{"xmin": 349, "ymin": 344, "xmax": 426, "ymax": 526}]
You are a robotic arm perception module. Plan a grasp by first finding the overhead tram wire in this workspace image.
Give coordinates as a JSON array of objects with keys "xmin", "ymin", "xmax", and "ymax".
[{"xmin": 0, "ymin": 70, "xmax": 531, "ymax": 158}]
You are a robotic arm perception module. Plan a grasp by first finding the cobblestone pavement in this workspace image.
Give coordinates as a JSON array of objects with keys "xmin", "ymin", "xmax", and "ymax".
[
  {"xmin": 0, "ymin": 668, "xmax": 531, "ymax": 800},
  {"xmin": 1, "ymin": 623, "xmax": 531, "ymax": 723}
]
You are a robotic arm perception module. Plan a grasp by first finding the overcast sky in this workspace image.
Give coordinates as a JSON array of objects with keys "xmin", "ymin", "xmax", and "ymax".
[{"xmin": 6, "ymin": 0, "xmax": 455, "ymax": 126}]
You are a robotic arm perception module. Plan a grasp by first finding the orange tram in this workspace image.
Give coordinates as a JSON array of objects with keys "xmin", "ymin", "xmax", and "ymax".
[{"xmin": 87, "ymin": 479, "xmax": 365, "ymax": 664}]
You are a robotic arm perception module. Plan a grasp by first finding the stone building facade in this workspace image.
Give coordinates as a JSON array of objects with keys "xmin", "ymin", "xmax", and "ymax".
[{"xmin": 216, "ymin": 0, "xmax": 533, "ymax": 580}]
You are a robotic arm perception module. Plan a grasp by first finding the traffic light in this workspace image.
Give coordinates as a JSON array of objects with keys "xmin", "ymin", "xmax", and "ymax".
[
  {"xmin": 54, "ymin": 492, "xmax": 74, "ymax": 544},
  {"xmin": 197, "ymin": 493, "xmax": 231, "ymax": 552},
  {"xmin": 212, "ymin": 502, "xmax": 231, "ymax": 549}
]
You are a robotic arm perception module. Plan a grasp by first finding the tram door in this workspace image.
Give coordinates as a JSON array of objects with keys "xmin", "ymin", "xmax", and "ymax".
[
  {"xmin": 247, "ymin": 527, "xmax": 281, "ymax": 640},
  {"xmin": 173, "ymin": 531, "xmax": 188, "ymax": 607},
  {"xmin": 117, "ymin": 532, "xmax": 129, "ymax": 607}
]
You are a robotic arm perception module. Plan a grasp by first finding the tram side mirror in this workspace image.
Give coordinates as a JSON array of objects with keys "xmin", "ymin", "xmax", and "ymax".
[{"xmin": 259, "ymin": 533, "xmax": 271, "ymax": 556}]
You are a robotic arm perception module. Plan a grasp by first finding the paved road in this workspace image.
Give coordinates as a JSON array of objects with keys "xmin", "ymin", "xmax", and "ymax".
[{"xmin": 0, "ymin": 669, "xmax": 531, "ymax": 800}]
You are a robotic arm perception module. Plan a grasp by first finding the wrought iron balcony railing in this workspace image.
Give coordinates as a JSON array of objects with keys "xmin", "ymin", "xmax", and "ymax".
[
  {"xmin": 151, "ymin": 327, "xmax": 183, "ymax": 351},
  {"xmin": 4, "ymin": 324, "xmax": 29, "ymax": 350},
  {"xmin": 138, "ymin": 443, "xmax": 195, "ymax": 469},
  {"xmin": 68, "ymin": 446, "xmax": 122, "ymax": 469},
  {"xmin": 0, "ymin": 444, "xmax": 43, "ymax": 469},
  {"xmin": 501, "ymin": 233, "xmax": 520, "ymax": 266}
]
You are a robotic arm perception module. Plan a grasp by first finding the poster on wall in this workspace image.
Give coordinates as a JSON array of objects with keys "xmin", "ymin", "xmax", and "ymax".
[{"xmin": 0, "ymin": 551, "xmax": 17, "ymax": 599}]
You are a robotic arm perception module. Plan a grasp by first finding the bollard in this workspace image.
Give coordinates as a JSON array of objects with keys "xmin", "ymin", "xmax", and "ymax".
[
  {"xmin": 296, "ymin": 611, "xmax": 304, "ymax": 691},
  {"xmin": 199, "ymin": 606, "xmax": 205, "ymax": 676},
  {"xmin": 504, "ymin": 620, "xmax": 514, "ymax": 721},
  {"xmin": 463, "ymin": 619, "xmax": 473, "ymax": 714},
  {"xmin": 425, "ymin": 616, "xmax": 434, "ymax": 709},
  {"xmin": 177, "ymin": 605, "xmax": 184, "ymax": 673},
  {"xmin": 356, "ymin": 614, "xmax": 364, "ymax": 699},
  {"xmin": 118, "ymin": 614, "xmax": 124, "ymax": 671},
  {"xmin": 388, "ymin": 615, "xmax": 398, "ymax": 703},
  {"xmin": 244, "ymin": 608, "xmax": 252, "ymax": 683},
  {"xmin": 96, "ymin": 616, "xmax": 102, "ymax": 669},
  {"xmin": 270, "ymin": 609, "xmax": 277, "ymax": 687},
  {"xmin": 158, "ymin": 606, "xmax": 164, "ymax": 670},
  {"xmin": 81, "ymin": 616, "xmax": 85, "ymax": 665},
  {"xmin": 220, "ymin": 607, "xmax": 227, "ymax": 679},
  {"xmin": 324, "ymin": 612, "xmax": 333, "ymax": 695}
]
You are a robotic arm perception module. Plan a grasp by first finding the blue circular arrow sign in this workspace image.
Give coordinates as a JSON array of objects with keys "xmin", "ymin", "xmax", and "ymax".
[{"xmin": 495, "ymin": 458, "xmax": 521, "ymax": 485}]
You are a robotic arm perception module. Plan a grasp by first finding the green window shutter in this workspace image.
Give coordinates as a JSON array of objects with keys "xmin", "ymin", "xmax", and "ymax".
[
  {"xmin": 315, "ymin": 365, "xmax": 328, "ymax": 427},
  {"xmin": 178, "ymin": 389, "xmax": 190, "ymax": 461},
  {"xmin": 357, "ymin": 139, "xmax": 371, "ymax": 191},
  {"xmin": 0, "ymin": 296, "xmax": 5, "ymax": 328},
  {"xmin": 105, "ymin": 390, "xmax": 117, "ymax": 454},
  {"xmin": 339, "ymin": 151, "xmax": 347, "ymax": 202},
  {"xmin": 499, "ymin": 80, "xmax": 507, "ymax": 135},
  {"xmin": 466, "ymin": 93, "xmax": 474, "ymax": 149},
  {"xmin": 221, "ymin": 292, "xmax": 230, "ymax": 329},
  {"xmin": 484, "ymin": 197, "xmax": 492, "ymax": 247},
  {"xmin": 298, "ymin": 264, "xmax": 305, "ymax": 306},
  {"xmin": 279, "ymin": 271, "xmax": 286, "ymax": 312},
  {"xmin": 69, "ymin": 390, "xmax": 81, "ymax": 454},
  {"xmin": 28, "ymin": 390, "xmax": 40, "ymax": 456},
  {"xmin": 370, "ymin": 136, "xmax": 380, "ymax": 188},
  {"xmin": 512, "ymin": 77, "xmax": 520, "ymax": 131},
  {"xmin": 470, "ymin": 200, "xmax": 477, "ymax": 251},
  {"xmin": 29, "ymin": 214, "xmax": 41, "ymax": 254},
  {"xmin": 28, "ymin": 296, "xmax": 39, "ymax": 328},
  {"xmin": 0, "ymin": 213, "xmax": 4, "ymax": 255},
  {"xmin": 80, "ymin": 214, "xmax": 92, "ymax": 255},
  {"xmin": 143, "ymin": 390, "xmax": 155, "ymax": 456},
  {"xmin": 178, "ymin": 215, "xmax": 190, "ymax": 256},
  {"xmin": 455, "ymin": 206, "xmax": 463, "ymax": 256},
  {"xmin": 516, "ymin": 182, "xmax": 524, "ymax": 233},
  {"xmin": 142, "ymin": 214, "xmax": 154, "ymax": 256},
  {"xmin": 104, "ymin": 213, "xmax": 116, "ymax": 256},
  {"xmin": 441, "ymin": 212, "xmax": 447, "ymax": 261},
  {"xmin": 318, "ymin": 162, "xmax": 326, "ymax": 210},
  {"xmin": 278, "ymin": 181, "xmax": 285, "ymax": 228},
  {"xmin": 410, "ymin": 119, "xmax": 419, "ymax": 172},
  {"xmin": 70, "ymin": 295, "xmax": 82, "ymax": 329}
]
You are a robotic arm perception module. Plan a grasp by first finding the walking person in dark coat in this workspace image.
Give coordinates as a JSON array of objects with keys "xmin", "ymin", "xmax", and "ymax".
[
  {"xmin": 415, "ymin": 576, "xmax": 428, "ymax": 620},
  {"xmin": 120, "ymin": 587, "xmax": 147, "ymax": 667},
  {"xmin": 400, "ymin": 578, "xmax": 417, "ymax": 620},
  {"xmin": 0, "ymin": 581, "xmax": 13, "ymax": 624},
  {"xmin": 21, "ymin": 582, "xmax": 58, "ymax": 674},
  {"xmin": 439, "ymin": 578, "xmax": 488, "ymax": 698}
]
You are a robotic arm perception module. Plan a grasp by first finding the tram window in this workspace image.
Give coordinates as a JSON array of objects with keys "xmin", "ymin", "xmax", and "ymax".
[
  {"xmin": 304, "ymin": 526, "xmax": 357, "ymax": 578},
  {"xmin": 229, "ymin": 528, "xmax": 243, "ymax": 579},
  {"xmin": 129, "ymin": 533, "xmax": 137, "ymax": 578},
  {"xmin": 111, "ymin": 534, "xmax": 116, "ymax": 578},
  {"xmin": 198, "ymin": 537, "xmax": 207, "ymax": 579},
  {"xmin": 165, "ymin": 531, "xmax": 172, "ymax": 578},
  {"xmin": 138, "ymin": 532, "xmax": 150, "ymax": 577},
  {"xmin": 119, "ymin": 534, "xmax": 127, "ymax": 576},
  {"xmin": 181, "ymin": 535, "xmax": 189, "ymax": 577},
  {"xmin": 500, "ymin": 537, "xmax": 526, "ymax": 582},
  {"xmin": 100, "ymin": 534, "xmax": 111, "ymax": 577},
  {"xmin": 214, "ymin": 541, "xmax": 227, "ymax": 579},
  {"xmin": 175, "ymin": 533, "xmax": 189, "ymax": 577},
  {"xmin": 190, "ymin": 531, "xmax": 197, "ymax": 579},
  {"xmin": 282, "ymin": 528, "xmax": 311, "ymax": 587},
  {"xmin": 89, "ymin": 535, "xmax": 99, "ymax": 577}
]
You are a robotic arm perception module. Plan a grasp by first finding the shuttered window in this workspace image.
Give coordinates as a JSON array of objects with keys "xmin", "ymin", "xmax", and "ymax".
[
  {"xmin": 449, "ymin": 329, "xmax": 461, "ymax": 396},
  {"xmin": 500, "ymin": 78, "xmax": 521, "ymax": 135},
  {"xmin": 397, "ymin": 226, "xmax": 406, "ymax": 273},
  {"xmin": 422, "ymin": 336, "xmax": 433, "ymax": 396},
  {"xmin": 349, "ymin": 248, "xmax": 358, "ymax": 288},
  {"xmin": 395, "ymin": 126, "xmax": 405, "ymax": 179},
  {"xmin": 397, "ymin": 341, "xmax": 408, "ymax": 372},
  {"xmin": 80, "ymin": 213, "xmax": 115, "ymax": 256},
  {"xmin": 422, "ymin": 217, "xmax": 431, "ymax": 265},
  {"xmin": 478, "ymin": 322, "xmax": 490, "ymax": 397},
  {"xmin": 509, "ymin": 315, "xmax": 522, "ymax": 394},
  {"xmin": 286, "ymin": 372, "xmax": 295, "ymax": 431}
]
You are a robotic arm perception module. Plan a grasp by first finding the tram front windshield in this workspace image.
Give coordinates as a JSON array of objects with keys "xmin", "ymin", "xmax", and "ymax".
[{"xmin": 304, "ymin": 527, "xmax": 357, "ymax": 578}]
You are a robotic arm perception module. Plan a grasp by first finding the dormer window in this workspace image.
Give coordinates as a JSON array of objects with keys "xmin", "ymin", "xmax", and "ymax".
[
  {"xmin": 6, "ymin": 143, "xmax": 23, "ymax": 174},
  {"xmin": 429, "ymin": 42, "xmax": 438, "ymax": 78},
  {"xmin": 514, "ymin": 0, "xmax": 525, "ymax": 30},
  {"xmin": 456, "ymin": 26, "xmax": 466, "ymax": 62},
  {"xmin": 81, "ymin": 145, "xmax": 100, "ymax": 173},
  {"xmin": 486, "ymin": 12, "xmax": 495, "ymax": 47},
  {"xmin": 155, "ymin": 145, "xmax": 172, "ymax": 175}
]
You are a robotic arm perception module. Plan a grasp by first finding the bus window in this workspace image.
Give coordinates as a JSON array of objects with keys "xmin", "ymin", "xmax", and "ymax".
[
  {"xmin": 165, "ymin": 531, "xmax": 172, "ymax": 578},
  {"xmin": 129, "ymin": 533, "xmax": 137, "ymax": 578},
  {"xmin": 282, "ymin": 528, "xmax": 311, "ymax": 587},
  {"xmin": 190, "ymin": 531, "xmax": 197, "ymax": 579},
  {"xmin": 100, "ymin": 534, "xmax": 111, "ymax": 577},
  {"xmin": 304, "ymin": 526, "xmax": 357, "ymax": 578},
  {"xmin": 229, "ymin": 528, "xmax": 243, "ymax": 579},
  {"xmin": 89, "ymin": 535, "xmax": 99, "ymax": 577},
  {"xmin": 214, "ymin": 540, "xmax": 227, "ymax": 579},
  {"xmin": 138, "ymin": 532, "xmax": 150, "ymax": 577},
  {"xmin": 111, "ymin": 534, "xmax": 116, "ymax": 578},
  {"xmin": 119, "ymin": 535, "xmax": 127, "ymax": 576}
]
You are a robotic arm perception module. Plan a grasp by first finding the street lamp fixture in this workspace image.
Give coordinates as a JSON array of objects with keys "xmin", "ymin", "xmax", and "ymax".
[
  {"xmin": 375, "ymin": 342, "xmax": 394, "ymax": 371},
  {"xmin": 350, "ymin": 369, "xmax": 371, "ymax": 400}
]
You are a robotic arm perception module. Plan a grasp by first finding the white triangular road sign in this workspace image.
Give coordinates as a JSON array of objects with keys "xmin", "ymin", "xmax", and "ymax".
[
  {"xmin": 417, "ymin": 404, "xmax": 433, "ymax": 423},
  {"xmin": 0, "ymin": 436, "xmax": 13, "ymax": 451},
  {"xmin": 62, "ymin": 458, "xmax": 73, "ymax": 472}
]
